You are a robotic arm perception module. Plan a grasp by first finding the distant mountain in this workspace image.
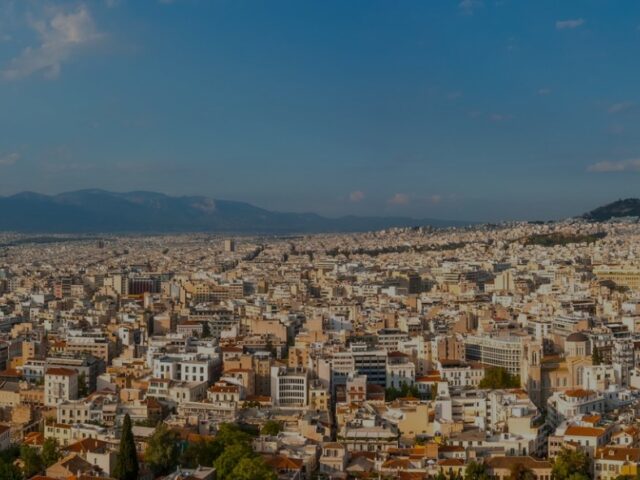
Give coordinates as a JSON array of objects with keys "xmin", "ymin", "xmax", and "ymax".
[
  {"xmin": 0, "ymin": 189, "xmax": 469, "ymax": 233},
  {"xmin": 581, "ymin": 198, "xmax": 640, "ymax": 222}
]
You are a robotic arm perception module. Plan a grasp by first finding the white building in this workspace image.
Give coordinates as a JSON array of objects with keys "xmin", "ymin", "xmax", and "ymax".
[
  {"xmin": 271, "ymin": 366, "xmax": 308, "ymax": 408},
  {"xmin": 45, "ymin": 367, "xmax": 79, "ymax": 407}
]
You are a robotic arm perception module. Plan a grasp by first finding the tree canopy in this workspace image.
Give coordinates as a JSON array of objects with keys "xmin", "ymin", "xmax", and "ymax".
[
  {"xmin": 42, "ymin": 438, "xmax": 61, "ymax": 467},
  {"xmin": 144, "ymin": 422, "xmax": 180, "ymax": 476},
  {"xmin": 552, "ymin": 448, "xmax": 591, "ymax": 480},
  {"xmin": 592, "ymin": 348, "xmax": 603, "ymax": 366},
  {"xmin": 465, "ymin": 461, "xmax": 490, "ymax": 480},
  {"xmin": 230, "ymin": 457, "xmax": 277, "ymax": 480},
  {"xmin": 260, "ymin": 420, "xmax": 283, "ymax": 436},
  {"xmin": 509, "ymin": 463, "xmax": 535, "ymax": 480},
  {"xmin": 385, "ymin": 383, "xmax": 422, "ymax": 401},
  {"xmin": 114, "ymin": 414, "xmax": 139, "ymax": 480},
  {"xmin": 20, "ymin": 444, "xmax": 43, "ymax": 478},
  {"xmin": 479, "ymin": 367, "xmax": 520, "ymax": 389}
]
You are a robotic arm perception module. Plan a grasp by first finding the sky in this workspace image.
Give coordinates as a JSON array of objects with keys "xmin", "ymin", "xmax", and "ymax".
[{"xmin": 1, "ymin": 0, "xmax": 640, "ymax": 222}]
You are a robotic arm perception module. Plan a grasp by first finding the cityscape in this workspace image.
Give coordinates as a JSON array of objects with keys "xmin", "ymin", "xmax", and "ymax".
[
  {"xmin": 2, "ymin": 2, "xmax": 640, "ymax": 480},
  {"xmin": 0, "ymin": 216, "xmax": 639, "ymax": 480}
]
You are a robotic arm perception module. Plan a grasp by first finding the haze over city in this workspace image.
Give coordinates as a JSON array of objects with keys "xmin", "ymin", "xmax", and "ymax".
[{"xmin": 2, "ymin": 1, "xmax": 640, "ymax": 222}]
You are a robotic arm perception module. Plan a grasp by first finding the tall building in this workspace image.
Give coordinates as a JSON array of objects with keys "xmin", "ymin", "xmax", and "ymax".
[
  {"xmin": 270, "ymin": 366, "xmax": 308, "ymax": 407},
  {"xmin": 45, "ymin": 368, "xmax": 79, "ymax": 406},
  {"xmin": 464, "ymin": 334, "xmax": 523, "ymax": 375}
]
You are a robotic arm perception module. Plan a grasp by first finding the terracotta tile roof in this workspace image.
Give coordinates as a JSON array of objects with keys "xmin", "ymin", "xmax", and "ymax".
[
  {"xmin": 382, "ymin": 458, "xmax": 414, "ymax": 469},
  {"xmin": 24, "ymin": 431, "xmax": 44, "ymax": 446},
  {"xmin": 581, "ymin": 414, "xmax": 601, "ymax": 425},
  {"xmin": 564, "ymin": 388, "xmax": 595, "ymax": 398},
  {"xmin": 263, "ymin": 454, "xmax": 304, "ymax": 470},
  {"xmin": 487, "ymin": 456, "xmax": 551, "ymax": 470},
  {"xmin": 595, "ymin": 447, "xmax": 640, "ymax": 462},
  {"xmin": 565, "ymin": 425, "xmax": 606, "ymax": 437},
  {"xmin": 66, "ymin": 438, "xmax": 108, "ymax": 453}
]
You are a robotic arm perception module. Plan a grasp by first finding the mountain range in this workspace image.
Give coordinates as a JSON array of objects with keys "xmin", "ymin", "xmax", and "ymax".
[{"xmin": 0, "ymin": 189, "xmax": 470, "ymax": 233}]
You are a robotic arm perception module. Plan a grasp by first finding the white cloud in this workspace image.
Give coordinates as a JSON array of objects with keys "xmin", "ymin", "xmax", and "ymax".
[
  {"xmin": 388, "ymin": 193, "xmax": 410, "ymax": 206},
  {"xmin": 587, "ymin": 159, "xmax": 640, "ymax": 173},
  {"xmin": 3, "ymin": 5, "xmax": 102, "ymax": 80},
  {"xmin": 459, "ymin": 0, "xmax": 483, "ymax": 15},
  {"xmin": 349, "ymin": 190, "xmax": 365, "ymax": 203},
  {"xmin": 556, "ymin": 18, "xmax": 585, "ymax": 30},
  {"xmin": 0, "ymin": 152, "xmax": 19, "ymax": 166},
  {"xmin": 537, "ymin": 88, "xmax": 552, "ymax": 96}
]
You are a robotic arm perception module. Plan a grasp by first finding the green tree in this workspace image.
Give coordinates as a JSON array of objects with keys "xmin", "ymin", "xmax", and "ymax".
[
  {"xmin": 260, "ymin": 420, "xmax": 282, "ymax": 436},
  {"xmin": 201, "ymin": 322, "xmax": 211, "ymax": 338},
  {"xmin": 509, "ymin": 463, "xmax": 535, "ymax": 480},
  {"xmin": 479, "ymin": 367, "xmax": 520, "ymax": 389},
  {"xmin": 385, "ymin": 386, "xmax": 400, "ymax": 401},
  {"xmin": 114, "ymin": 414, "xmax": 139, "ymax": 480},
  {"xmin": 214, "ymin": 442, "xmax": 253, "ymax": 480},
  {"xmin": 179, "ymin": 438, "xmax": 222, "ymax": 469},
  {"xmin": 143, "ymin": 422, "xmax": 180, "ymax": 476},
  {"xmin": 0, "ymin": 444, "xmax": 20, "ymax": 463},
  {"xmin": 216, "ymin": 423, "xmax": 252, "ymax": 445},
  {"xmin": 20, "ymin": 444, "xmax": 43, "ymax": 478},
  {"xmin": 78, "ymin": 372, "xmax": 89, "ymax": 397},
  {"xmin": 230, "ymin": 457, "xmax": 277, "ymax": 480},
  {"xmin": 552, "ymin": 448, "xmax": 591, "ymax": 480},
  {"xmin": 42, "ymin": 438, "xmax": 61, "ymax": 467},
  {"xmin": 592, "ymin": 348, "xmax": 602, "ymax": 366},
  {"xmin": 0, "ymin": 461, "xmax": 22, "ymax": 480},
  {"xmin": 568, "ymin": 474, "xmax": 591, "ymax": 480},
  {"xmin": 435, "ymin": 471, "xmax": 448, "ymax": 480},
  {"xmin": 430, "ymin": 383, "xmax": 439, "ymax": 400},
  {"xmin": 465, "ymin": 461, "xmax": 490, "ymax": 480}
]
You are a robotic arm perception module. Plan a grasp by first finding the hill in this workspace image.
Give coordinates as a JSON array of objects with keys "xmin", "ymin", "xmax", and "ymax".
[
  {"xmin": 581, "ymin": 198, "xmax": 640, "ymax": 222},
  {"xmin": 0, "ymin": 189, "xmax": 469, "ymax": 233}
]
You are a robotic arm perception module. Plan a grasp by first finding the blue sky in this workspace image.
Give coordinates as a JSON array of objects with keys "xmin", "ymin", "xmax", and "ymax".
[{"xmin": 1, "ymin": 0, "xmax": 640, "ymax": 222}]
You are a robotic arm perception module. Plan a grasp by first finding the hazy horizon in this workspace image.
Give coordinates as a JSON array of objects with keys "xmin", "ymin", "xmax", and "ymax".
[{"xmin": 2, "ymin": 1, "xmax": 640, "ymax": 222}]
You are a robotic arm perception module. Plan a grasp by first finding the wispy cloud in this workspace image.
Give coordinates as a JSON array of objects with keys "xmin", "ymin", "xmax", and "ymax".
[
  {"xmin": 349, "ymin": 190, "xmax": 365, "ymax": 203},
  {"xmin": 608, "ymin": 102, "xmax": 634, "ymax": 114},
  {"xmin": 537, "ymin": 88, "xmax": 552, "ymax": 96},
  {"xmin": 556, "ymin": 18, "xmax": 585, "ymax": 30},
  {"xmin": 0, "ymin": 152, "xmax": 19, "ymax": 166},
  {"xmin": 489, "ymin": 113, "xmax": 513, "ymax": 122},
  {"xmin": 587, "ymin": 159, "xmax": 640, "ymax": 173},
  {"xmin": 42, "ymin": 162, "xmax": 97, "ymax": 173},
  {"xmin": 459, "ymin": 0, "xmax": 483, "ymax": 15},
  {"xmin": 388, "ymin": 193, "xmax": 410, "ymax": 206},
  {"xmin": 3, "ymin": 5, "xmax": 103, "ymax": 80}
]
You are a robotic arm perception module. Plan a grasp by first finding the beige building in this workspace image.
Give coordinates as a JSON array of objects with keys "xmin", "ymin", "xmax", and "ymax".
[
  {"xmin": 486, "ymin": 456, "xmax": 552, "ymax": 480},
  {"xmin": 594, "ymin": 265, "xmax": 640, "ymax": 290},
  {"xmin": 45, "ymin": 368, "xmax": 79, "ymax": 407},
  {"xmin": 594, "ymin": 447, "xmax": 640, "ymax": 480}
]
